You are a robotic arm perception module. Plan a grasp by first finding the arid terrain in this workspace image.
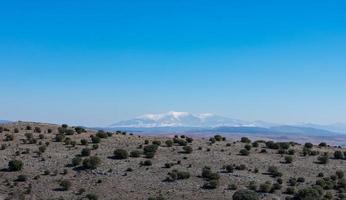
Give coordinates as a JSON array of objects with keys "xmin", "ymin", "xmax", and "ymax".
[{"xmin": 0, "ymin": 122, "xmax": 345, "ymax": 200}]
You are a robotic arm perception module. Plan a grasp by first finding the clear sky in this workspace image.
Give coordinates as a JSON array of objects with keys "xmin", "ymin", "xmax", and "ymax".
[{"xmin": 1, "ymin": 0, "xmax": 346, "ymax": 126}]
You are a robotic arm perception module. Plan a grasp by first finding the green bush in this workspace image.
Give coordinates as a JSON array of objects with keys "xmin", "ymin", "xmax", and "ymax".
[
  {"xmin": 81, "ymin": 139, "xmax": 88, "ymax": 145},
  {"xmin": 225, "ymin": 165, "xmax": 234, "ymax": 173},
  {"xmin": 336, "ymin": 170, "xmax": 344, "ymax": 179},
  {"xmin": 241, "ymin": 137, "xmax": 251, "ymax": 143},
  {"xmin": 267, "ymin": 166, "xmax": 282, "ymax": 177},
  {"xmin": 165, "ymin": 140, "xmax": 173, "ymax": 147},
  {"xmin": 130, "ymin": 150, "xmax": 141, "ymax": 158},
  {"xmin": 203, "ymin": 180, "xmax": 219, "ymax": 189},
  {"xmin": 245, "ymin": 144, "xmax": 252, "ymax": 151},
  {"xmin": 83, "ymin": 156, "xmax": 101, "ymax": 169},
  {"xmin": 182, "ymin": 146, "xmax": 193, "ymax": 154},
  {"xmin": 113, "ymin": 149, "xmax": 129, "ymax": 159},
  {"xmin": 75, "ymin": 127, "xmax": 86, "ymax": 134},
  {"xmin": 60, "ymin": 180, "xmax": 72, "ymax": 191},
  {"xmin": 8, "ymin": 160, "xmax": 23, "ymax": 171},
  {"xmin": 334, "ymin": 151, "xmax": 344, "ymax": 159},
  {"xmin": 72, "ymin": 157, "xmax": 82, "ymax": 166},
  {"xmin": 294, "ymin": 186, "xmax": 323, "ymax": 200},
  {"xmin": 86, "ymin": 193, "xmax": 98, "ymax": 200},
  {"xmin": 140, "ymin": 160, "xmax": 152, "ymax": 166},
  {"xmin": 167, "ymin": 170, "xmax": 190, "ymax": 181},
  {"xmin": 143, "ymin": 145, "xmax": 159, "ymax": 158},
  {"xmin": 91, "ymin": 136, "xmax": 101, "ymax": 143},
  {"xmin": 96, "ymin": 130, "xmax": 108, "ymax": 138},
  {"xmin": 214, "ymin": 135, "xmax": 223, "ymax": 141},
  {"xmin": 259, "ymin": 181, "xmax": 272, "ymax": 193},
  {"xmin": 81, "ymin": 148, "xmax": 91, "ymax": 157},
  {"xmin": 240, "ymin": 149, "xmax": 250, "ymax": 156},
  {"xmin": 16, "ymin": 174, "xmax": 27, "ymax": 182},
  {"xmin": 152, "ymin": 140, "xmax": 161, "ymax": 146},
  {"xmin": 232, "ymin": 189, "xmax": 259, "ymax": 200},
  {"xmin": 317, "ymin": 154, "xmax": 329, "ymax": 164},
  {"xmin": 304, "ymin": 142, "xmax": 313, "ymax": 149},
  {"xmin": 285, "ymin": 156, "xmax": 293, "ymax": 163},
  {"xmin": 34, "ymin": 127, "xmax": 41, "ymax": 133}
]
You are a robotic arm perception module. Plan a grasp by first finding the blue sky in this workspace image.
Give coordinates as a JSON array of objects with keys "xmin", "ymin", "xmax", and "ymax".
[{"xmin": 1, "ymin": 0, "xmax": 346, "ymax": 126}]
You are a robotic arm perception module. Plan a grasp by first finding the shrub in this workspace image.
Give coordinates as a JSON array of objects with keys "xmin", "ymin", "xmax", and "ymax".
[
  {"xmin": 336, "ymin": 170, "xmax": 344, "ymax": 179},
  {"xmin": 232, "ymin": 189, "xmax": 259, "ymax": 200},
  {"xmin": 266, "ymin": 141, "xmax": 279, "ymax": 149},
  {"xmin": 86, "ymin": 193, "xmax": 98, "ymax": 200},
  {"xmin": 72, "ymin": 157, "xmax": 82, "ymax": 166},
  {"xmin": 334, "ymin": 151, "xmax": 344, "ymax": 159},
  {"xmin": 297, "ymin": 177, "xmax": 305, "ymax": 183},
  {"xmin": 140, "ymin": 160, "xmax": 152, "ymax": 166},
  {"xmin": 38, "ymin": 145, "xmax": 47, "ymax": 153},
  {"xmin": 165, "ymin": 140, "xmax": 173, "ymax": 147},
  {"xmin": 38, "ymin": 134, "xmax": 44, "ymax": 139},
  {"xmin": 81, "ymin": 148, "xmax": 91, "ymax": 157},
  {"xmin": 202, "ymin": 166, "xmax": 220, "ymax": 180},
  {"xmin": 96, "ymin": 130, "xmax": 108, "ymax": 138},
  {"xmin": 143, "ymin": 145, "xmax": 159, "ymax": 158},
  {"xmin": 245, "ymin": 144, "xmax": 252, "ymax": 151},
  {"xmin": 174, "ymin": 138, "xmax": 188, "ymax": 146},
  {"xmin": 152, "ymin": 140, "xmax": 161, "ymax": 146},
  {"xmin": 182, "ymin": 146, "xmax": 193, "ymax": 154},
  {"xmin": 8, "ymin": 160, "xmax": 23, "ymax": 171},
  {"xmin": 294, "ymin": 187, "xmax": 323, "ymax": 200},
  {"xmin": 267, "ymin": 166, "xmax": 282, "ymax": 177},
  {"xmin": 83, "ymin": 156, "xmax": 101, "ymax": 169},
  {"xmin": 186, "ymin": 137, "xmax": 193, "ymax": 143},
  {"xmin": 167, "ymin": 170, "xmax": 190, "ymax": 181},
  {"xmin": 16, "ymin": 174, "xmax": 27, "ymax": 182},
  {"xmin": 209, "ymin": 137, "xmax": 216, "ymax": 144},
  {"xmin": 241, "ymin": 137, "xmax": 251, "ymax": 143},
  {"xmin": 75, "ymin": 127, "xmax": 86, "ymax": 134},
  {"xmin": 240, "ymin": 149, "xmax": 250, "ymax": 156},
  {"xmin": 286, "ymin": 187, "xmax": 296, "ymax": 195},
  {"xmin": 317, "ymin": 154, "xmax": 329, "ymax": 164},
  {"xmin": 81, "ymin": 139, "xmax": 88, "ymax": 145},
  {"xmin": 285, "ymin": 156, "xmax": 293, "ymax": 163},
  {"xmin": 288, "ymin": 149, "xmax": 295, "ymax": 155},
  {"xmin": 91, "ymin": 136, "xmax": 101, "ymax": 143},
  {"xmin": 252, "ymin": 142, "xmax": 259, "ymax": 148},
  {"xmin": 304, "ymin": 142, "xmax": 313, "ymax": 149},
  {"xmin": 65, "ymin": 129, "xmax": 75, "ymax": 135},
  {"xmin": 113, "ymin": 149, "xmax": 129, "ymax": 159},
  {"xmin": 203, "ymin": 180, "xmax": 219, "ymax": 189},
  {"xmin": 259, "ymin": 181, "xmax": 272, "ymax": 193},
  {"xmin": 34, "ymin": 127, "xmax": 41, "ymax": 133},
  {"xmin": 214, "ymin": 135, "xmax": 223, "ymax": 141},
  {"xmin": 130, "ymin": 150, "xmax": 141, "ymax": 158},
  {"xmin": 319, "ymin": 142, "xmax": 327, "ymax": 147},
  {"xmin": 55, "ymin": 134, "xmax": 65, "ymax": 142},
  {"xmin": 225, "ymin": 165, "xmax": 234, "ymax": 173},
  {"xmin": 60, "ymin": 180, "xmax": 72, "ymax": 191}
]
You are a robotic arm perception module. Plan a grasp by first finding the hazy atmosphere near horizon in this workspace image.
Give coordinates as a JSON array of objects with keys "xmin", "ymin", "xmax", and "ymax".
[
  {"xmin": 3, "ymin": 2, "xmax": 346, "ymax": 200},
  {"xmin": 1, "ymin": 0, "xmax": 346, "ymax": 127}
]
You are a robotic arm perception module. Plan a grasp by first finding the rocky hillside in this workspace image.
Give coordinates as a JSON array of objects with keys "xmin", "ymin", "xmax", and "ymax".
[{"xmin": 0, "ymin": 122, "xmax": 345, "ymax": 200}]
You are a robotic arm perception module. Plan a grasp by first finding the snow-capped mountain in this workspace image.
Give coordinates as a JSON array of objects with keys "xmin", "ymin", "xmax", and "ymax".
[{"xmin": 110, "ymin": 111, "xmax": 265, "ymax": 128}]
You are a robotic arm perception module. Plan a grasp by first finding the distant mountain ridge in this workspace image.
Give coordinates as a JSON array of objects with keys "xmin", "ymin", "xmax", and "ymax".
[
  {"xmin": 110, "ymin": 111, "xmax": 272, "ymax": 128},
  {"xmin": 109, "ymin": 111, "xmax": 346, "ymax": 136},
  {"xmin": 0, "ymin": 120, "xmax": 11, "ymax": 124}
]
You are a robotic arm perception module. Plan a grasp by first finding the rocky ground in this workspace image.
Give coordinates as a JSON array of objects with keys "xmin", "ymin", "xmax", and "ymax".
[{"xmin": 0, "ymin": 122, "xmax": 345, "ymax": 200}]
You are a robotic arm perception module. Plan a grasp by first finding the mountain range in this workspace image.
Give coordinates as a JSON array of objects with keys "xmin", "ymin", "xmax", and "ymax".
[{"xmin": 110, "ymin": 111, "xmax": 346, "ymax": 135}]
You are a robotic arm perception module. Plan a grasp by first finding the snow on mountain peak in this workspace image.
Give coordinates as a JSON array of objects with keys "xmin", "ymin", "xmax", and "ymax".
[{"xmin": 110, "ymin": 111, "xmax": 260, "ymax": 128}]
